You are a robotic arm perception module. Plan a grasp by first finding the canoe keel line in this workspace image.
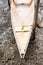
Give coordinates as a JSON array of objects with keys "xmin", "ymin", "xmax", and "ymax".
[{"xmin": 11, "ymin": 0, "xmax": 34, "ymax": 58}]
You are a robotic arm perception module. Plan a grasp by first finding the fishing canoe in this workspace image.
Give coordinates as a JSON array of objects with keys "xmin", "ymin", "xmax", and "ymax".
[{"xmin": 11, "ymin": 0, "xmax": 34, "ymax": 58}]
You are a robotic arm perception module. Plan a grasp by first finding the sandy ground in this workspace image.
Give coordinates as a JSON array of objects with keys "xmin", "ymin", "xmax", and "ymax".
[{"xmin": 0, "ymin": 0, "xmax": 43, "ymax": 65}]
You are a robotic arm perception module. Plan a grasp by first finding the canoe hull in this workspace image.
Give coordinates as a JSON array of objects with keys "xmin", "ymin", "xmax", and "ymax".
[{"xmin": 11, "ymin": 0, "xmax": 34, "ymax": 58}]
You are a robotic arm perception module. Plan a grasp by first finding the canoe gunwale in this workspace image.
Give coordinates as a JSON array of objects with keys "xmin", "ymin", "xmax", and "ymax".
[{"xmin": 13, "ymin": 0, "xmax": 33, "ymax": 7}]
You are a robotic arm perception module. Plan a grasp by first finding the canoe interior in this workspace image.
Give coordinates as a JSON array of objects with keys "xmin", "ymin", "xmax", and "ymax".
[{"xmin": 11, "ymin": 0, "xmax": 34, "ymax": 58}]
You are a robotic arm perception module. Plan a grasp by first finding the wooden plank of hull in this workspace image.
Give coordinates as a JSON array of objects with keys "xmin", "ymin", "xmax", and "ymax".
[{"xmin": 11, "ymin": 0, "xmax": 34, "ymax": 58}]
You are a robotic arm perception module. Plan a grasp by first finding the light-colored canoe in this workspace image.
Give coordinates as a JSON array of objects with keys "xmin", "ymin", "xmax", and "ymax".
[{"xmin": 11, "ymin": 0, "xmax": 34, "ymax": 58}]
